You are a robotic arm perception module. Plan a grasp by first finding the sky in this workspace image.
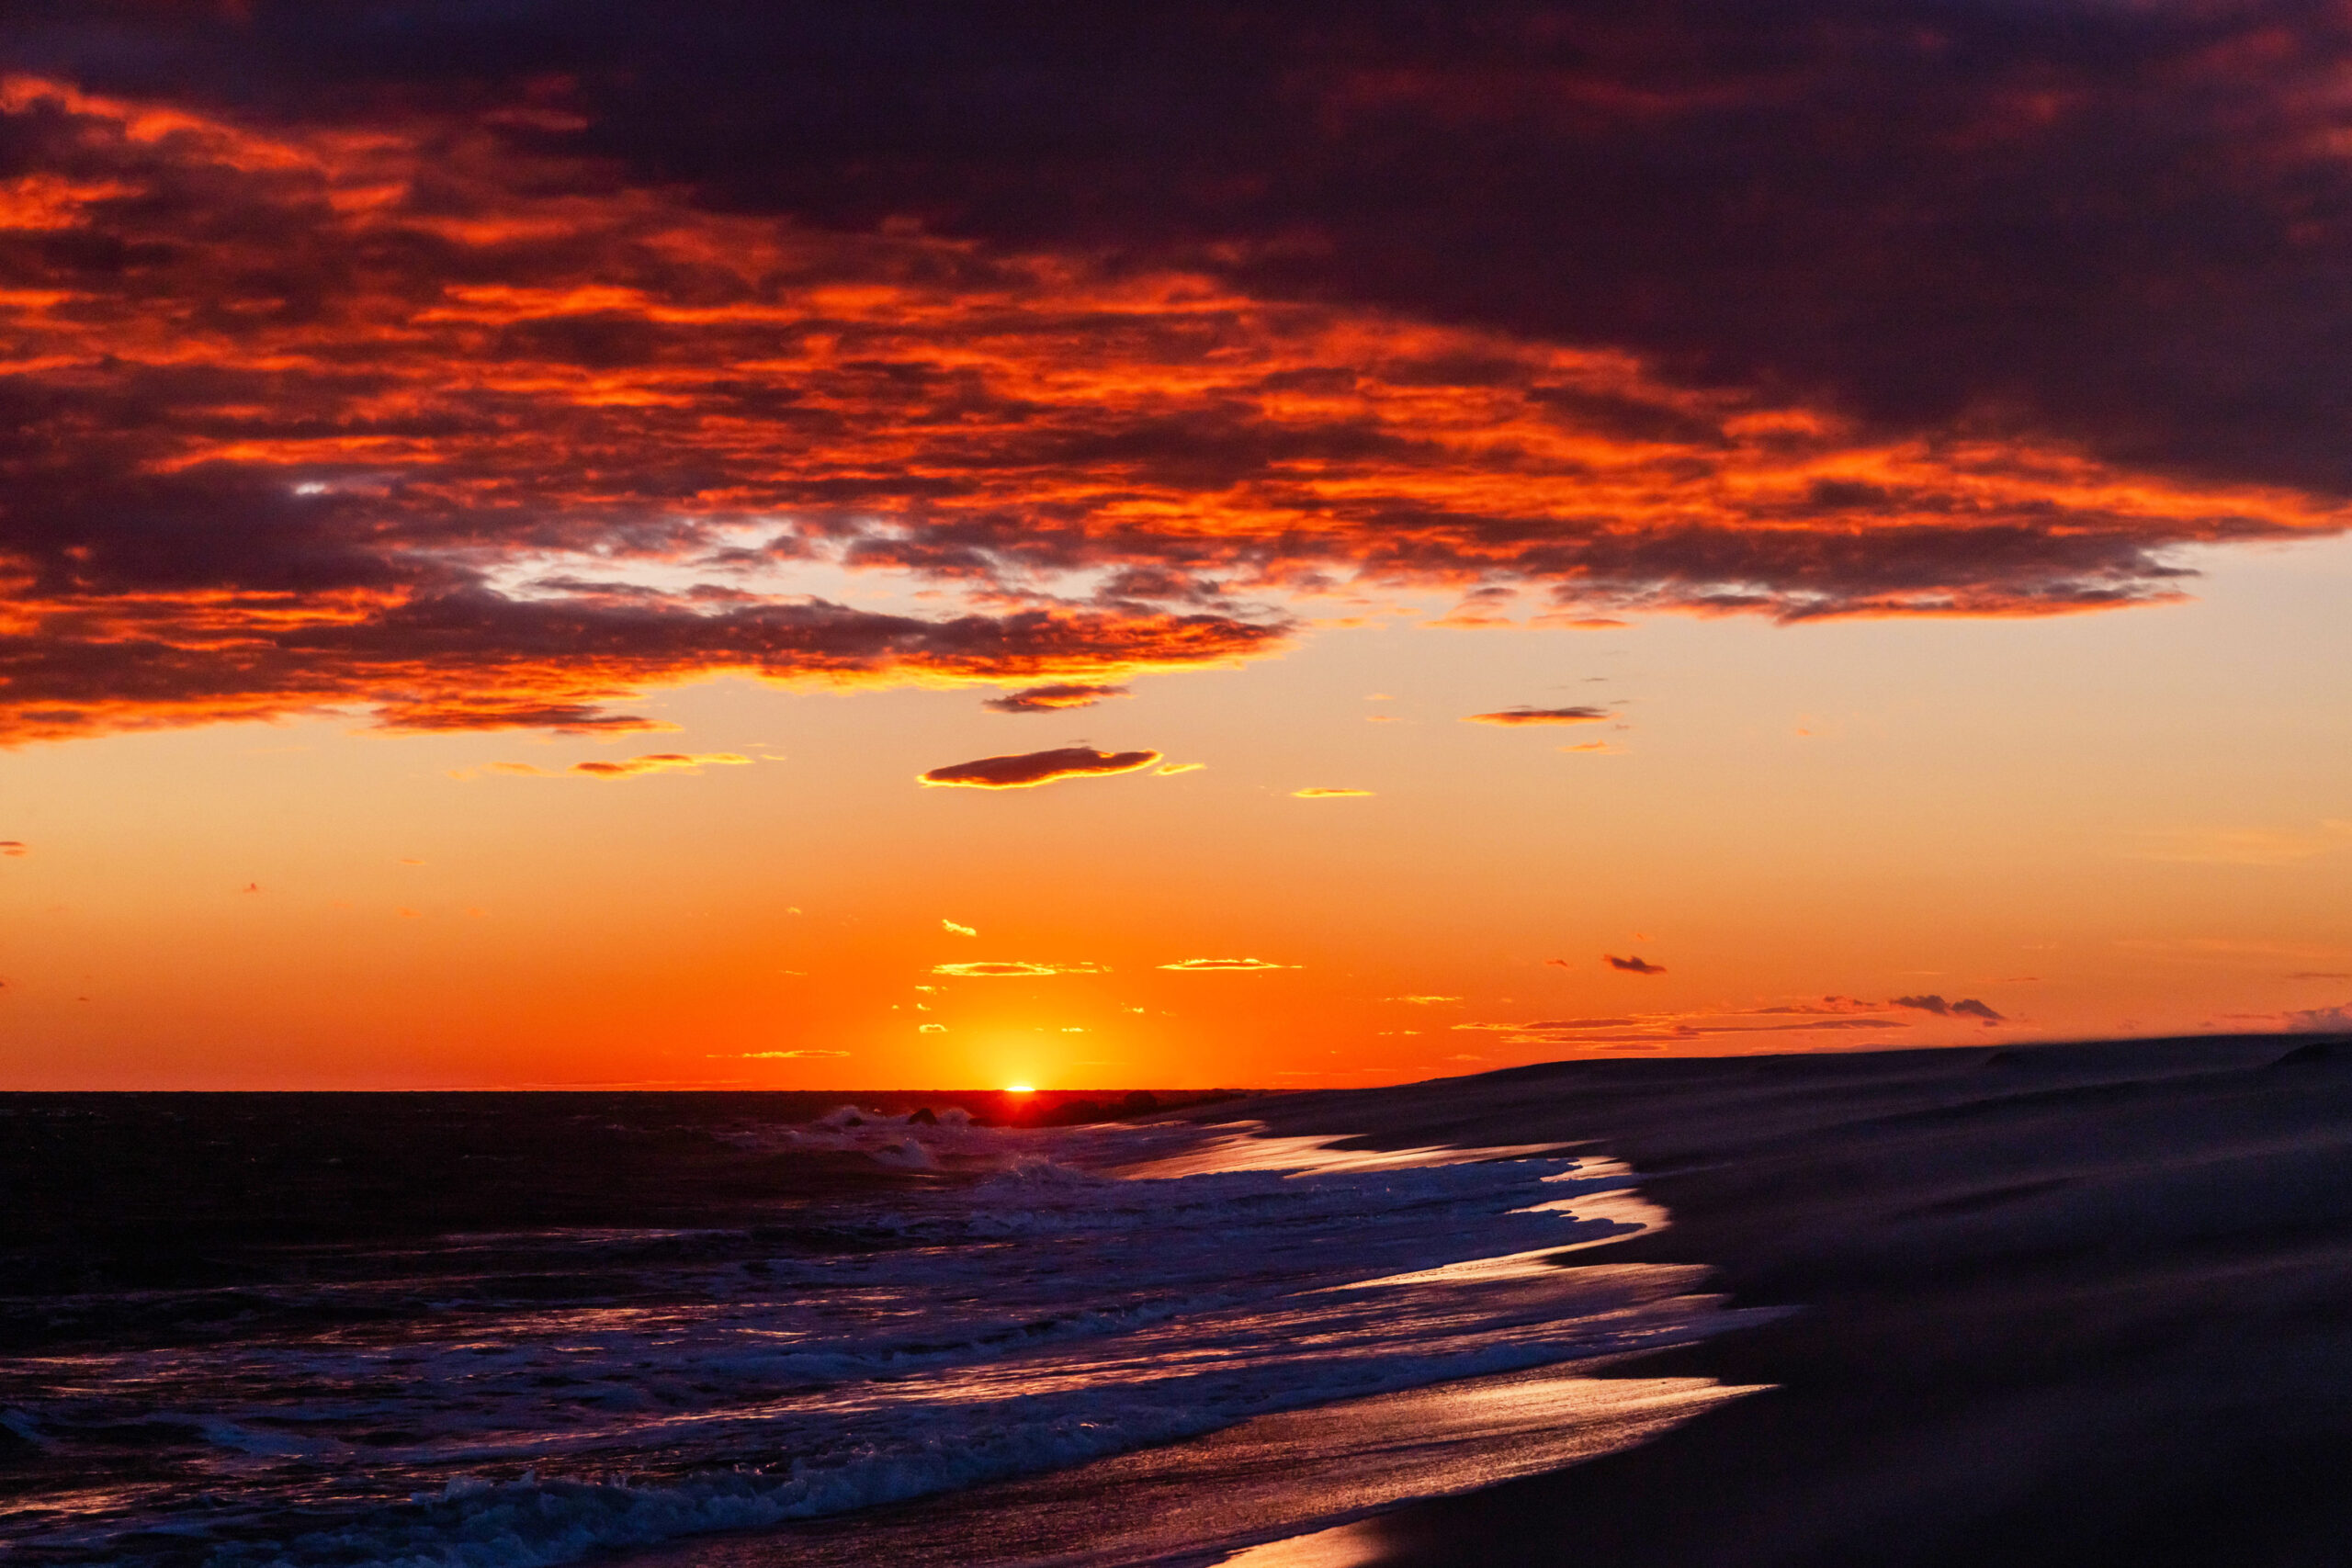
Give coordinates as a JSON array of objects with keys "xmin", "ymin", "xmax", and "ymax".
[{"xmin": 2, "ymin": 1, "xmax": 2349, "ymax": 1089}]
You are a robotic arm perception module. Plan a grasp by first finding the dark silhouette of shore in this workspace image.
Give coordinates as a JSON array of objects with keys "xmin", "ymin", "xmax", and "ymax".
[{"xmin": 1226, "ymin": 1033, "xmax": 2352, "ymax": 1567}]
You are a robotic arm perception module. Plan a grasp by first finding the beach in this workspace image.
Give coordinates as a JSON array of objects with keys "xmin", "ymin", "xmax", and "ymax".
[
  {"xmin": 645, "ymin": 1032, "xmax": 2352, "ymax": 1567},
  {"xmin": 1221, "ymin": 1032, "xmax": 2352, "ymax": 1566},
  {"xmin": 12, "ymin": 1035, "xmax": 2352, "ymax": 1567}
]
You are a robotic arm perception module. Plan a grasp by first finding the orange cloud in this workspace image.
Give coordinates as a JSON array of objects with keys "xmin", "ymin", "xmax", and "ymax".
[
  {"xmin": 1156, "ymin": 761, "xmax": 1205, "ymax": 775},
  {"xmin": 483, "ymin": 752, "xmax": 751, "ymax": 779},
  {"xmin": 0, "ymin": 72, "xmax": 2333, "ymax": 750},
  {"xmin": 920, "ymin": 748, "xmax": 1160, "ymax": 789},
  {"xmin": 1157, "ymin": 957, "xmax": 1298, "ymax": 971},
  {"xmin": 0, "ymin": 841, "xmax": 26, "ymax": 857},
  {"xmin": 942, "ymin": 919, "xmax": 977, "ymax": 937},
  {"xmin": 1464, "ymin": 706, "xmax": 1611, "ymax": 726},
  {"xmin": 932, "ymin": 960, "xmax": 1108, "ymax": 977},
  {"xmin": 33, "ymin": 24, "xmax": 2352, "ymax": 767},
  {"xmin": 1293, "ymin": 787, "xmax": 1374, "ymax": 799},
  {"xmin": 570, "ymin": 752, "xmax": 752, "ymax": 780},
  {"xmin": 984, "ymin": 683, "xmax": 1132, "ymax": 713},
  {"xmin": 722, "ymin": 1049, "xmax": 851, "ymax": 1059}
]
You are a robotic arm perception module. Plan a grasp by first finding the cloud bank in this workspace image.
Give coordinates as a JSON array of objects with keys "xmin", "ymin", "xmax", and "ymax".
[{"xmin": 6, "ymin": 9, "xmax": 2350, "ymax": 746}]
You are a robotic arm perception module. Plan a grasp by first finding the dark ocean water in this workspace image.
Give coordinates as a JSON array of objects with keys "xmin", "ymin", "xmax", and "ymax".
[{"xmin": 0, "ymin": 1093, "xmax": 1760, "ymax": 1568}]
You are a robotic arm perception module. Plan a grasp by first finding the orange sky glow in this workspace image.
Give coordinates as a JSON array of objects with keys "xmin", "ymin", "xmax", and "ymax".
[{"xmin": 3, "ymin": 25, "xmax": 2350, "ymax": 1088}]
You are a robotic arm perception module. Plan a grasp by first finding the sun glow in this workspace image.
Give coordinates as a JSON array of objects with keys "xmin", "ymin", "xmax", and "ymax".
[{"xmin": 1004, "ymin": 1084, "xmax": 1036, "ymax": 1094}]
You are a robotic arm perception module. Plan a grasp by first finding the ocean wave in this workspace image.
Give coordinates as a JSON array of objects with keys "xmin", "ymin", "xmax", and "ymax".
[{"xmin": 4, "ymin": 1117, "xmax": 1728, "ymax": 1568}]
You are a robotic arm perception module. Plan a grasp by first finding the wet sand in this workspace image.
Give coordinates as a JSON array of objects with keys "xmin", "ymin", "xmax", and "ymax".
[{"xmin": 1232, "ymin": 1033, "xmax": 2352, "ymax": 1567}]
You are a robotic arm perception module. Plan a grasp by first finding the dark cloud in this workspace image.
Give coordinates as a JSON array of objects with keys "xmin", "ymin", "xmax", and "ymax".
[
  {"xmin": 1, "ymin": 8, "xmax": 2349, "ymax": 743},
  {"xmin": 1893, "ymin": 994, "xmax": 2007, "ymax": 1023},
  {"xmin": 26, "ymin": 1, "xmax": 2352, "ymax": 494},
  {"xmin": 1604, "ymin": 953, "xmax": 1667, "ymax": 976},
  {"xmin": 919, "ymin": 746, "xmax": 1160, "ymax": 789},
  {"xmin": 1464, "ymin": 705, "xmax": 1611, "ymax": 726},
  {"xmin": 983, "ymin": 682, "xmax": 1132, "ymax": 713}
]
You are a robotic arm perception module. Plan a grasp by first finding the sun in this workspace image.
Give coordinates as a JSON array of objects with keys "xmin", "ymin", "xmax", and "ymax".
[{"xmin": 1003, "ymin": 1083, "xmax": 1035, "ymax": 1094}]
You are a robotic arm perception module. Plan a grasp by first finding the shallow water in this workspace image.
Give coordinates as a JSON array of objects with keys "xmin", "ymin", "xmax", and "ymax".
[{"xmin": 1, "ymin": 1105, "xmax": 1761, "ymax": 1567}]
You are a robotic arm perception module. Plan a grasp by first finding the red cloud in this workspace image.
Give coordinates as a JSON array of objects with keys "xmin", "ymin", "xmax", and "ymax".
[
  {"xmin": 919, "ymin": 747, "xmax": 1161, "ymax": 789},
  {"xmin": 0, "ymin": 68, "xmax": 2344, "ymax": 748}
]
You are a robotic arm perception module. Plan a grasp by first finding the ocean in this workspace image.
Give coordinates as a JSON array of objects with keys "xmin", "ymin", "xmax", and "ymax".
[{"xmin": 0, "ymin": 1093, "xmax": 1770, "ymax": 1567}]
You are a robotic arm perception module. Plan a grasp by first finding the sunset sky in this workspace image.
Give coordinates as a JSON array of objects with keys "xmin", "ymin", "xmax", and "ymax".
[{"xmin": 3, "ymin": 2, "xmax": 2349, "ymax": 1089}]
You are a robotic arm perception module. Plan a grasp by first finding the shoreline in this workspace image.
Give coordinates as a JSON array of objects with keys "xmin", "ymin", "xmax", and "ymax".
[
  {"xmin": 22, "ymin": 1032, "xmax": 2352, "ymax": 1566},
  {"xmin": 1227, "ymin": 1032, "xmax": 2352, "ymax": 1566}
]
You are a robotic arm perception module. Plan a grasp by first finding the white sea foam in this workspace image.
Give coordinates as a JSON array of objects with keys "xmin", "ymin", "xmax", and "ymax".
[{"xmin": 4, "ymin": 1117, "xmax": 1753, "ymax": 1568}]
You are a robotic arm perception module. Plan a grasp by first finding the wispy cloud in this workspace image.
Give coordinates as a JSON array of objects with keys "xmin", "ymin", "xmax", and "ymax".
[
  {"xmin": 2214, "ymin": 1001, "xmax": 2352, "ymax": 1033},
  {"xmin": 933, "ymin": 960, "xmax": 1108, "ymax": 977},
  {"xmin": 921, "ymin": 748, "xmax": 1161, "ymax": 789},
  {"xmin": 718, "ymin": 1049, "xmax": 851, "ymax": 1059},
  {"xmin": 1464, "ymin": 706, "xmax": 1611, "ymax": 726},
  {"xmin": 1158, "ymin": 957, "xmax": 1298, "ymax": 971},
  {"xmin": 984, "ymin": 683, "xmax": 1133, "ymax": 713},
  {"xmin": 483, "ymin": 752, "xmax": 752, "ymax": 780},
  {"xmin": 1892, "ymin": 994, "xmax": 2006, "ymax": 1022},
  {"xmin": 1449, "ymin": 1009, "xmax": 1907, "ymax": 1047},
  {"xmin": 1385, "ymin": 994, "xmax": 1463, "ymax": 1004},
  {"xmin": 2123, "ymin": 821, "xmax": 2352, "ymax": 866},
  {"xmin": 942, "ymin": 919, "xmax": 977, "ymax": 937},
  {"xmin": 1603, "ymin": 953, "xmax": 1668, "ymax": 976},
  {"xmin": 1293, "ymin": 787, "xmax": 1374, "ymax": 799},
  {"xmin": 0, "ymin": 841, "xmax": 26, "ymax": 857}
]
